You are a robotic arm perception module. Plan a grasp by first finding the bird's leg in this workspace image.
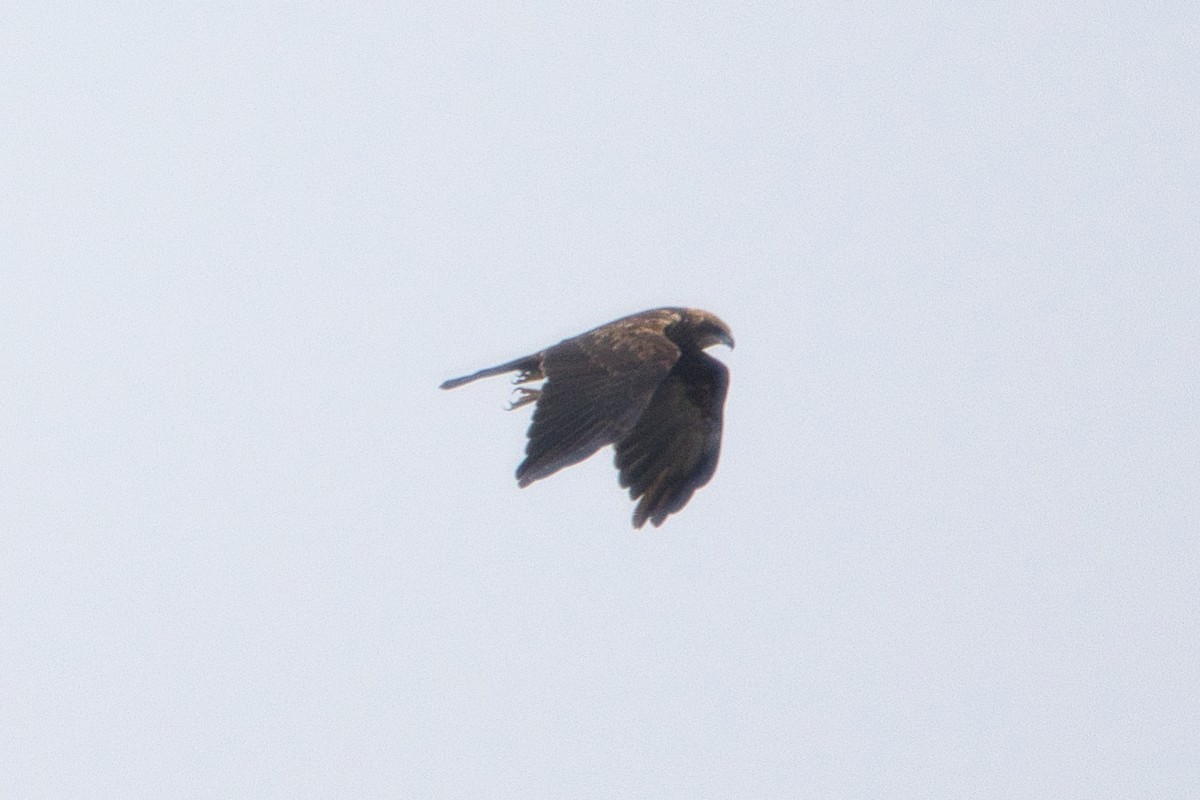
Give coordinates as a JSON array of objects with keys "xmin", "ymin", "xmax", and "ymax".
[{"xmin": 508, "ymin": 386, "xmax": 540, "ymax": 410}]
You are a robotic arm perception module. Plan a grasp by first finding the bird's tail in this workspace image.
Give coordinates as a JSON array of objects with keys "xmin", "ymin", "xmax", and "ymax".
[{"xmin": 439, "ymin": 354, "xmax": 541, "ymax": 390}]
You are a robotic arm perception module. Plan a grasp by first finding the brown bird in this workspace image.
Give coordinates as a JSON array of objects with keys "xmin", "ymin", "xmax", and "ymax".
[{"xmin": 440, "ymin": 307, "xmax": 734, "ymax": 528}]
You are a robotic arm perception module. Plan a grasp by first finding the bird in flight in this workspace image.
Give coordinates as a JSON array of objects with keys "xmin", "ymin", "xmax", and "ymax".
[{"xmin": 440, "ymin": 307, "xmax": 734, "ymax": 528}]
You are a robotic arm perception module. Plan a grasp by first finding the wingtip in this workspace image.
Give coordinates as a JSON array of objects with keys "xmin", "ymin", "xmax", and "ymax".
[
  {"xmin": 631, "ymin": 503, "xmax": 650, "ymax": 529},
  {"xmin": 631, "ymin": 497, "xmax": 674, "ymax": 528},
  {"xmin": 515, "ymin": 461, "xmax": 539, "ymax": 488}
]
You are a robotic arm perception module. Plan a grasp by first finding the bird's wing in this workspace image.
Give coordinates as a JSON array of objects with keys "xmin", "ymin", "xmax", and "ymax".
[
  {"xmin": 613, "ymin": 350, "xmax": 729, "ymax": 528},
  {"xmin": 439, "ymin": 353, "xmax": 542, "ymax": 390},
  {"xmin": 516, "ymin": 316, "xmax": 681, "ymax": 487}
]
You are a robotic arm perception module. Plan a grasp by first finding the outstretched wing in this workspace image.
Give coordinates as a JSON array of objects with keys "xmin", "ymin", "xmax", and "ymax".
[
  {"xmin": 439, "ymin": 353, "xmax": 542, "ymax": 390},
  {"xmin": 613, "ymin": 350, "xmax": 729, "ymax": 528},
  {"xmin": 516, "ymin": 313, "xmax": 683, "ymax": 487}
]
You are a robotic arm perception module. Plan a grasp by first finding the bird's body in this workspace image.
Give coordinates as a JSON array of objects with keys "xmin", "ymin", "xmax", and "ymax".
[{"xmin": 440, "ymin": 307, "xmax": 733, "ymax": 528}]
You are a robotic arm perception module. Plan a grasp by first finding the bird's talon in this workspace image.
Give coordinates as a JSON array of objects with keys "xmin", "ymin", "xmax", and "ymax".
[{"xmin": 507, "ymin": 387, "xmax": 540, "ymax": 410}]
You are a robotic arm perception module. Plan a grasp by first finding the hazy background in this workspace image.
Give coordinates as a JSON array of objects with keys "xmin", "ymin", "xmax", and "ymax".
[{"xmin": 4, "ymin": 3, "xmax": 1198, "ymax": 797}]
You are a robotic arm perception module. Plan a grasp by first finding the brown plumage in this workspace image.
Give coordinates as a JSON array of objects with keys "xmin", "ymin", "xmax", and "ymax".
[{"xmin": 440, "ymin": 307, "xmax": 734, "ymax": 528}]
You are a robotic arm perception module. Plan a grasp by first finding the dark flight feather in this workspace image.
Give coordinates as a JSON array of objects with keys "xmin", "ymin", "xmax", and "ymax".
[{"xmin": 440, "ymin": 307, "xmax": 733, "ymax": 528}]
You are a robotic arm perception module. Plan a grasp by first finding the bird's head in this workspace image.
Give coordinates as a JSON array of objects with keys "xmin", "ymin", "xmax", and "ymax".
[{"xmin": 682, "ymin": 309, "xmax": 735, "ymax": 351}]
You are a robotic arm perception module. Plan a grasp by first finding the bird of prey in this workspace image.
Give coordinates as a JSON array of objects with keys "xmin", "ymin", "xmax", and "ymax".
[{"xmin": 440, "ymin": 307, "xmax": 733, "ymax": 528}]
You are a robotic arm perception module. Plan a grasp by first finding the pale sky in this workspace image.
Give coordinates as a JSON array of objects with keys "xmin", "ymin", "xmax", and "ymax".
[{"xmin": 4, "ymin": 3, "xmax": 1199, "ymax": 798}]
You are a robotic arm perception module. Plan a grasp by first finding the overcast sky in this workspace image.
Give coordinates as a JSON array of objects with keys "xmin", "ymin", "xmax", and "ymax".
[{"xmin": 4, "ymin": 3, "xmax": 1198, "ymax": 798}]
